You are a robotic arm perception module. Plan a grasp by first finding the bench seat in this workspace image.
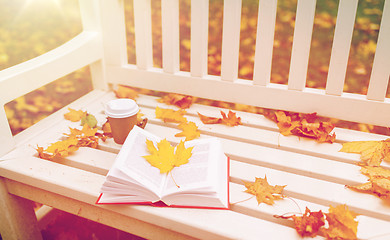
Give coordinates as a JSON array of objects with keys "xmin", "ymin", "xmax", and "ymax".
[{"xmin": 1, "ymin": 89, "xmax": 390, "ymax": 239}]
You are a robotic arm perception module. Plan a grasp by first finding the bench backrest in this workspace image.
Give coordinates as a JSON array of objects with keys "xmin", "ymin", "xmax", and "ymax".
[{"xmin": 0, "ymin": 0, "xmax": 389, "ymax": 155}]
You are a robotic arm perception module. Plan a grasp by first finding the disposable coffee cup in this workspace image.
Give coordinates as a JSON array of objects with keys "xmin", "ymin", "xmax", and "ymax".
[{"xmin": 105, "ymin": 99, "xmax": 139, "ymax": 144}]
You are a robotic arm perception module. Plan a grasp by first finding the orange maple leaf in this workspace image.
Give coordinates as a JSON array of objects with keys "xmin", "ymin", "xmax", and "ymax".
[
  {"xmin": 198, "ymin": 110, "xmax": 242, "ymax": 127},
  {"xmin": 323, "ymin": 204, "xmax": 359, "ymax": 240},
  {"xmin": 277, "ymin": 207, "xmax": 325, "ymax": 237},
  {"xmin": 66, "ymin": 124, "xmax": 100, "ymax": 148},
  {"xmin": 340, "ymin": 139, "xmax": 390, "ymax": 166},
  {"xmin": 243, "ymin": 176, "xmax": 286, "ymax": 205},
  {"xmin": 197, "ymin": 112, "xmax": 222, "ymax": 124},
  {"xmin": 265, "ymin": 110, "xmax": 336, "ymax": 143},
  {"xmin": 155, "ymin": 107, "xmax": 187, "ymax": 123},
  {"xmin": 221, "ymin": 110, "xmax": 242, "ymax": 126},
  {"xmin": 158, "ymin": 93, "xmax": 194, "ymax": 109},
  {"xmin": 114, "ymin": 85, "xmax": 139, "ymax": 99},
  {"xmin": 175, "ymin": 121, "xmax": 201, "ymax": 141},
  {"xmin": 64, "ymin": 108, "xmax": 86, "ymax": 122},
  {"xmin": 347, "ymin": 166, "xmax": 390, "ymax": 198},
  {"xmin": 143, "ymin": 139, "xmax": 193, "ymax": 173}
]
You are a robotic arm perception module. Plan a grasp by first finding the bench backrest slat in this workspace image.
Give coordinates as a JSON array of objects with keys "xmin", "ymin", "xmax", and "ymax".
[
  {"xmin": 287, "ymin": 0, "xmax": 317, "ymax": 91},
  {"xmin": 325, "ymin": 0, "xmax": 358, "ymax": 96},
  {"xmin": 367, "ymin": 0, "xmax": 390, "ymax": 101},
  {"xmin": 253, "ymin": 0, "xmax": 278, "ymax": 86},
  {"xmin": 162, "ymin": 0, "xmax": 180, "ymax": 73},
  {"xmin": 221, "ymin": 0, "xmax": 242, "ymax": 82},
  {"xmin": 190, "ymin": 0, "xmax": 209, "ymax": 78},
  {"xmin": 133, "ymin": 0, "xmax": 153, "ymax": 69}
]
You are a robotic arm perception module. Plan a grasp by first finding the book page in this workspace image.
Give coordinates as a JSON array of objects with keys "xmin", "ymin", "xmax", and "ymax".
[{"xmin": 111, "ymin": 127, "xmax": 167, "ymax": 197}]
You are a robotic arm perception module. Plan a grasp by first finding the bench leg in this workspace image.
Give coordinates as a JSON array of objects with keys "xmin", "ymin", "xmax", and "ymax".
[{"xmin": 0, "ymin": 178, "xmax": 42, "ymax": 240}]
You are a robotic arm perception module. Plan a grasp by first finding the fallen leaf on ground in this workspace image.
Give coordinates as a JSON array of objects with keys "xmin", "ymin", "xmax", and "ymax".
[
  {"xmin": 323, "ymin": 204, "xmax": 359, "ymax": 240},
  {"xmin": 198, "ymin": 110, "xmax": 242, "ymax": 127},
  {"xmin": 276, "ymin": 207, "xmax": 325, "ymax": 237},
  {"xmin": 155, "ymin": 107, "xmax": 187, "ymax": 123},
  {"xmin": 243, "ymin": 176, "xmax": 286, "ymax": 205},
  {"xmin": 340, "ymin": 139, "xmax": 390, "ymax": 166},
  {"xmin": 264, "ymin": 110, "xmax": 336, "ymax": 143},
  {"xmin": 143, "ymin": 139, "xmax": 193, "ymax": 173},
  {"xmin": 114, "ymin": 85, "xmax": 139, "ymax": 99},
  {"xmin": 175, "ymin": 121, "xmax": 201, "ymax": 141},
  {"xmin": 64, "ymin": 108, "xmax": 87, "ymax": 122},
  {"xmin": 347, "ymin": 166, "xmax": 390, "ymax": 198},
  {"xmin": 158, "ymin": 93, "xmax": 194, "ymax": 109}
]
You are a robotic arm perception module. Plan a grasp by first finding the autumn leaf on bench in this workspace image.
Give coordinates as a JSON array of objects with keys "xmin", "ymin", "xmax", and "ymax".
[
  {"xmin": 276, "ymin": 207, "xmax": 325, "ymax": 237},
  {"xmin": 64, "ymin": 108, "xmax": 97, "ymax": 128},
  {"xmin": 347, "ymin": 166, "xmax": 390, "ymax": 198},
  {"xmin": 36, "ymin": 137, "xmax": 79, "ymax": 160},
  {"xmin": 175, "ymin": 121, "xmax": 200, "ymax": 141},
  {"xmin": 114, "ymin": 85, "xmax": 139, "ymax": 99},
  {"xmin": 198, "ymin": 110, "xmax": 242, "ymax": 127},
  {"xmin": 264, "ymin": 110, "xmax": 336, "ymax": 143},
  {"xmin": 64, "ymin": 108, "xmax": 86, "ymax": 122},
  {"xmin": 323, "ymin": 204, "xmax": 359, "ymax": 240},
  {"xmin": 66, "ymin": 124, "xmax": 100, "ymax": 148},
  {"xmin": 158, "ymin": 93, "xmax": 194, "ymax": 109},
  {"xmin": 243, "ymin": 176, "xmax": 286, "ymax": 205},
  {"xmin": 155, "ymin": 107, "xmax": 187, "ymax": 123},
  {"xmin": 276, "ymin": 204, "xmax": 358, "ymax": 239},
  {"xmin": 144, "ymin": 139, "xmax": 193, "ymax": 174},
  {"xmin": 340, "ymin": 139, "xmax": 390, "ymax": 166}
]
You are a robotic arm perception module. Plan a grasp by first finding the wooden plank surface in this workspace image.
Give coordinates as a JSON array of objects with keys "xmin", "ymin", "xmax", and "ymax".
[{"xmin": 1, "ymin": 91, "xmax": 390, "ymax": 239}]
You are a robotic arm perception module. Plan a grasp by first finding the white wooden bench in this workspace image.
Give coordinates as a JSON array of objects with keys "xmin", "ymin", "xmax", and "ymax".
[{"xmin": 1, "ymin": 0, "xmax": 390, "ymax": 239}]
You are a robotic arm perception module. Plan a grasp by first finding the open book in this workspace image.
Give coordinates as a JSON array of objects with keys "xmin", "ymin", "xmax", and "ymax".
[{"xmin": 97, "ymin": 126, "xmax": 229, "ymax": 209}]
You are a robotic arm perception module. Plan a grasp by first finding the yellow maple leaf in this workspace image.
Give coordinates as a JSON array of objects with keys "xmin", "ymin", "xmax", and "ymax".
[
  {"xmin": 243, "ymin": 176, "xmax": 286, "ymax": 205},
  {"xmin": 174, "ymin": 141, "xmax": 193, "ymax": 167},
  {"xmin": 155, "ymin": 107, "xmax": 187, "ymax": 123},
  {"xmin": 175, "ymin": 121, "xmax": 200, "ymax": 141},
  {"xmin": 144, "ymin": 139, "xmax": 193, "ymax": 173},
  {"xmin": 323, "ymin": 204, "xmax": 359, "ymax": 240},
  {"xmin": 64, "ymin": 108, "xmax": 86, "ymax": 122},
  {"xmin": 340, "ymin": 139, "xmax": 390, "ymax": 166},
  {"xmin": 347, "ymin": 166, "xmax": 390, "ymax": 198},
  {"xmin": 45, "ymin": 137, "xmax": 79, "ymax": 157}
]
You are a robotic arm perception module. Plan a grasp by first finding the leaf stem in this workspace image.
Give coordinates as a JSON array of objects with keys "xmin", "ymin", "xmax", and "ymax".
[
  {"xmin": 230, "ymin": 195, "xmax": 255, "ymax": 205},
  {"xmin": 170, "ymin": 171, "xmax": 180, "ymax": 188}
]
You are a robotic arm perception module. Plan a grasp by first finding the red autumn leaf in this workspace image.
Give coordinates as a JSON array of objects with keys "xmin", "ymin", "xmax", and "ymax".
[
  {"xmin": 277, "ymin": 207, "xmax": 325, "ymax": 237},
  {"xmin": 198, "ymin": 110, "xmax": 242, "ymax": 127},
  {"xmin": 265, "ymin": 110, "xmax": 336, "ymax": 143},
  {"xmin": 221, "ymin": 110, "xmax": 242, "ymax": 126}
]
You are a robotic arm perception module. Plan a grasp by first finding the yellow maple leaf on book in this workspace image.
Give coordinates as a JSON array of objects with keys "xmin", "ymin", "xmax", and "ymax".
[{"xmin": 144, "ymin": 139, "xmax": 193, "ymax": 173}]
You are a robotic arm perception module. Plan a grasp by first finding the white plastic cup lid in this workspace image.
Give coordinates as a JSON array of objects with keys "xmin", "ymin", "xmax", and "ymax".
[{"xmin": 105, "ymin": 99, "xmax": 139, "ymax": 118}]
